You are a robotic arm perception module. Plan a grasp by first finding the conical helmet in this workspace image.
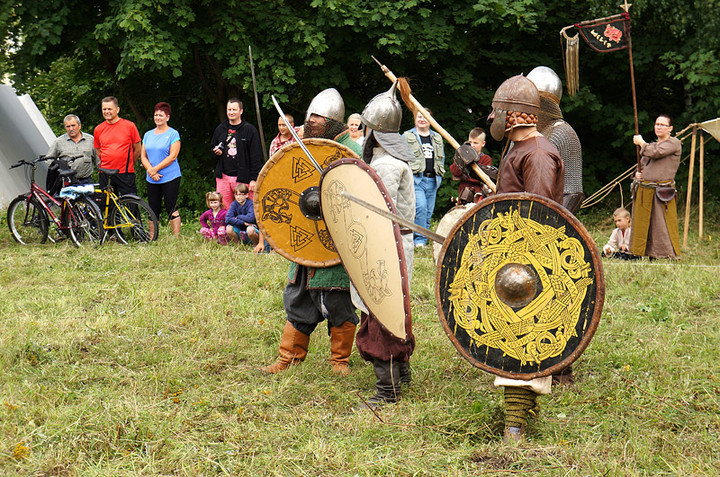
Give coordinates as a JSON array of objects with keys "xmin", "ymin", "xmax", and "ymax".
[
  {"xmin": 492, "ymin": 75, "xmax": 540, "ymax": 115},
  {"xmin": 527, "ymin": 66, "xmax": 562, "ymax": 103},
  {"xmin": 305, "ymin": 88, "xmax": 345, "ymax": 123},
  {"xmin": 361, "ymin": 81, "xmax": 402, "ymax": 133}
]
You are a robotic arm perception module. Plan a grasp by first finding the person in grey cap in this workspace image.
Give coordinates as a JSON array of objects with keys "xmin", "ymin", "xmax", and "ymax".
[{"xmin": 355, "ymin": 82, "xmax": 416, "ymax": 408}]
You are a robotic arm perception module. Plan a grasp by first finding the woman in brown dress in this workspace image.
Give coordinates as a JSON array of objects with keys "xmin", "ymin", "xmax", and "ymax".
[{"xmin": 630, "ymin": 114, "xmax": 682, "ymax": 259}]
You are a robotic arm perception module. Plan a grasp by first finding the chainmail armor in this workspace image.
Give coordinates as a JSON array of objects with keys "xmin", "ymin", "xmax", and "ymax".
[
  {"xmin": 536, "ymin": 93, "xmax": 582, "ymax": 197},
  {"xmin": 305, "ymin": 117, "xmax": 348, "ymax": 141},
  {"xmin": 547, "ymin": 121, "xmax": 582, "ymax": 195},
  {"xmin": 536, "ymin": 94, "xmax": 563, "ymax": 131},
  {"xmin": 324, "ymin": 119, "xmax": 348, "ymax": 140}
]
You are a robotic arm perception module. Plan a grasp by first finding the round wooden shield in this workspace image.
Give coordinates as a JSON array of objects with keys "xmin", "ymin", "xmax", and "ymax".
[
  {"xmin": 435, "ymin": 193, "xmax": 604, "ymax": 380},
  {"xmin": 254, "ymin": 138, "xmax": 359, "ymax": 267},
  {"xmin": 319, "ymin": 158, "xmax": 411, "ymax": 340}
]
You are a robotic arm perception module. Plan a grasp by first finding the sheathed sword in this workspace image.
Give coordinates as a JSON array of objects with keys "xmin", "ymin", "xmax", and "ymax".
[{"xmin": 371, "ymin": 55, "xmax": 496, "ymax": 193}]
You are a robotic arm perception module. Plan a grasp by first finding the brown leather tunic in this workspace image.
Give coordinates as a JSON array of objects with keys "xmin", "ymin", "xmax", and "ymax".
[{"xmin": 496, "ymin": 136, "xmax": 564, "ymax": 203}]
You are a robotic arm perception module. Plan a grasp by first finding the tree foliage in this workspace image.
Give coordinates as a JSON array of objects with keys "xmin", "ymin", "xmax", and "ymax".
[{"xmin": 2, "ymin": 0, "xmax": 719, "ymax": 215}]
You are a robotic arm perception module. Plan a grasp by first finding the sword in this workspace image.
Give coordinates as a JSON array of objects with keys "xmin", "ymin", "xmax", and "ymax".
[
  {"xmin": 341, "ymin": 191, "xmax": 446, "ymax": 244},
  {"xmin": 248, "ymin": 45, "xmax": 268, "ymax": 162},
  {"xmin": 371, "ymin": 55, "xmax": 496, "ymax": 193},
  {"xmin": 271, "ymin": 95, "xmax": 324, "ymax": 174}
]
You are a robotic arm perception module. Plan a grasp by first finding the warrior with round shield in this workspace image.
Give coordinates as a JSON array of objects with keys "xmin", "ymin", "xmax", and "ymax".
[
  {"xmin": 262, "ymin": 88, "xmax": 363, "ymax": 376},
  {"xmin": 526, "ymin": 66, "xmax": 584, "ymax": 214},
  {"xmin": 488, "ymin": 74, "xmax": 565, "ymax": 442},
  {"xmin": 353, "ymin": 82, "xmax": 417, "ymax": 407}
]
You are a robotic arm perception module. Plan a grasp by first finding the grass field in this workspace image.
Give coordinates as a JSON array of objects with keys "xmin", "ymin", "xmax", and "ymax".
[{"xmin": 1, "ymin": 203, "xmax": 719, "ymax": 476}]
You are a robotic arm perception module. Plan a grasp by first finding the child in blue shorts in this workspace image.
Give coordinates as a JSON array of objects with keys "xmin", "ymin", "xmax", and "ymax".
[{"xmin": 225, "ymin": 183, "xmax": 260, "ymax": 246}]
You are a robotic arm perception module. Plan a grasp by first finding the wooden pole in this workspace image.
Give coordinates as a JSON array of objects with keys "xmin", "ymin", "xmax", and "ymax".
[
  {"xmin": 626, "ymin": 24, "xmax": 641, "ymax": 171},
  {"xmin": 699, "ymin": 130, "xmax": 704, "ymax": 239},
  {"xmin": 248, "ymin": 46, "xmax": 268, "ymax": 162},
  {"xmin": 573, "ymin": 12, "xmax": 626, "ymax": 27},
  {"xmin": 682, "ymin": 125, "xmax": 697, "ymax": 248},
  {"xmin": 371, "ymin": 56, "xmax": 496, "ymax": 192}
]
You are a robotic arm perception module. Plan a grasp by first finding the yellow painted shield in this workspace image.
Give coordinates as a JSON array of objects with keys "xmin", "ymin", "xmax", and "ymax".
[
  {"xmin": 320, "ymin": 158, "xmax": 411, "ymax": 340},
  {"xmin": 435, "ymin": 193, "xmax": 604, "ymax": 379},
  {"xmin": 254, "ymin": 138, "xmax": 359, "ymax": 267}
]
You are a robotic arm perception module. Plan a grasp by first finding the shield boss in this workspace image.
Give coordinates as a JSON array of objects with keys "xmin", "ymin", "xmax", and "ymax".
[{"xmin": 435, "ymin": 193, "xmax": 604, "ymax": 379}]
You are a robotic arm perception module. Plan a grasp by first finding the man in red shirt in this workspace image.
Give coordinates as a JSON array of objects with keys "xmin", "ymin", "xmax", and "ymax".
[{"xmin": 93, "ymin": 96, "xmax": 142, "ymax": 195}]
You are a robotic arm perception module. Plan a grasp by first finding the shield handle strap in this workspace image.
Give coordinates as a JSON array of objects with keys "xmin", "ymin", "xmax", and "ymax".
[{"xmin": 371, "ymin": 56, "xmax": 496, "ymax": 193}]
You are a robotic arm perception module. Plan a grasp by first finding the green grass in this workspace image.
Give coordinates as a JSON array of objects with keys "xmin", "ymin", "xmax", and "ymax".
[{"xmin": 1, "ymin": 206, "xmax": 719, "ymax": 476}]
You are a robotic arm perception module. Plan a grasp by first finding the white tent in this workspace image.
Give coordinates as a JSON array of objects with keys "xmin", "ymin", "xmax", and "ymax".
[{"xmin": 0, "ymin": 84, "xmax": 55, "ymax": 208}]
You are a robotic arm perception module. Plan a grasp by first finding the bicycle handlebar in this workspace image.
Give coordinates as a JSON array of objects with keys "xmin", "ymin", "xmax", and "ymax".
[{"xmin": 9, "ymin": 154, "xmax": 83, "ymax": 170}]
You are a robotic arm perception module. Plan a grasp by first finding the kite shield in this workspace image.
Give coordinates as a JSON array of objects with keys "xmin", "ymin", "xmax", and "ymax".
[
  {"xmin": 254, "ymin": 138, "xmax": 358, "ymax": 267},
  {"xmin": 320, "ymin": 158, "xmax": 411, "ymax": 340},
  {"xmin": 435, "ymin": 193, "xmax": 604, "ymax": 380}
]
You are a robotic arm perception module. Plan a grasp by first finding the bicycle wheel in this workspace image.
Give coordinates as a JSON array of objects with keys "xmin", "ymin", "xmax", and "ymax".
[
  {"xmin": 111, "ymin": 196, "xmax": 159, "ymax": 244},
  {"xmin": 7, "ymin": 195, "xmax": 49, "ymax": 245},
  {"xmin": 63, "ymin": 197, "xmax": 105, "ymax": 247}
]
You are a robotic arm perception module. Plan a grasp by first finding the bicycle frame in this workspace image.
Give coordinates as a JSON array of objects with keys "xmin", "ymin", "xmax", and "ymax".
[
  {"xmin": 95, "ymin": 186, "xmax": 137, "ymax": 231},
  {"xmin": 20, "ymin": 162, "xmax": 80, "ymax": 233},
  {"xmin": 28, "ymin": 183, "xmax": 69, "ymax": 227}
]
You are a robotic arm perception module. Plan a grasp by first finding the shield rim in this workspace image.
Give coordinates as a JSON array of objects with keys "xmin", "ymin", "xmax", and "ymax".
[
  {"xmin": 434, "ymin": 192, "xmax": 605, "ymax": 380},
  {"xmin": 254, "ymin": 138, "xmax": 358, "ymax": 268},
  {"xmin": 320, "ymin": 157, "xmax": 412, "ymax": 341}
]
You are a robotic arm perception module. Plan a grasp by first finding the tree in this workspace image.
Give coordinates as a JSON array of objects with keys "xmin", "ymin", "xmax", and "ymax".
[{"xmin": 2, "ymin": 0, "xmax": 719, "ymax": 216}]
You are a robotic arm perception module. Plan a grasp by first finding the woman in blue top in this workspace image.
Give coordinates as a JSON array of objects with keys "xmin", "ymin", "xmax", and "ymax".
[{"xmin": 141, "ymin": 102, "xmax": 182, "ymax": 237}]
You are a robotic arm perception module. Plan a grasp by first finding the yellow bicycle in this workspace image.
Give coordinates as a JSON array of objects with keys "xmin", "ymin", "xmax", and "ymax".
[{"xmin": 95, "ymin": 168, "xmax": 158, "ymax": 244}]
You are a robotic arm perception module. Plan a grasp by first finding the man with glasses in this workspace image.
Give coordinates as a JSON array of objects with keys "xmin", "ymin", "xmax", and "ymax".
[
  {"xmin": 630, "ymin": 114, "xmax": 682, "ymax": 259},
  {"xmin": 404, "ymin": 109, "xmax": 445, "ymax": 248}
]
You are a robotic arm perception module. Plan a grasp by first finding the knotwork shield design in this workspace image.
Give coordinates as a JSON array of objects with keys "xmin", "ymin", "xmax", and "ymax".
[
  {"xmin": 435, "ymin": 193, "xmax": 604, "ymax": 379},
  {"xmin": 254, "ymin": 138, "xmax": 359, "ymax": 267},
  {"xmin": 320, "ymin": 158, "xmax": 411, "ymax": 340}
]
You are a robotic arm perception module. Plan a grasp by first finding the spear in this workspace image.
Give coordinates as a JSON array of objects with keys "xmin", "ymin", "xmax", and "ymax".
[
  {"xmin": 371, "ymin": 56, "xmax": 496, "ymax": 193},
  {"xmin": 249, "ymin": 45, "xmax": 268, "ymax": 162}
]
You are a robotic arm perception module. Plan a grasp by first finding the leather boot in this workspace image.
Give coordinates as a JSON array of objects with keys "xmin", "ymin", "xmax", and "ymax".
[
  {"xmin": 399, "ymin": 361, "xmax": 412, "ymax": 388},
  {"xmin": 329, "ymin": 321, "xmax": 356, "ymax": 376},
  {"xmin": 552, "ymin": 365, "xmax": 574, "ymax": 386},
  {"xmin": 262, "ymin": 321, "xmax": 310, "ymax": 374},
  {"xmin": 365, "ymin": 359, "xmax": 401, "ymax": 409}
]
